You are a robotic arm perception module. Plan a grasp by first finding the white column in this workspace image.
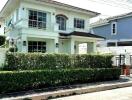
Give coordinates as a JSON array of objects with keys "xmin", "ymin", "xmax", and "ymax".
[
  {"xmin": 51, "ymin": 12, "xmax": 58, "ymax": 31},
  {"xmin": 51, "ymin": 12, "xmax": 56, "ymax": 24},
  {"xmin": 93, "ymin": 42, "xmax": 96, "ymax": 53},
  {"xmin": 87, "ymin": 42, "xmax": 95, "ymax": 53},
  {"xmin": 0, "ymin": 48, "xmax": 7, "ymax": 68},
  {"xmin": 54, "ymin": 38, "xmax": 59, "ymax": 53},
  {"xmin": 21, "ymin": 35, "xmax": 27, "ymax": 53},
  {"xmin": 70, "ymin": 39, "xmax": 75, "ymax": 54},
  {"xmin": 19, "ymin": 7, "xmax": 28, "ymax": 28},
  {"xmin": 75, "ymin": 42, "xmax": 79, "ymax": 54}
]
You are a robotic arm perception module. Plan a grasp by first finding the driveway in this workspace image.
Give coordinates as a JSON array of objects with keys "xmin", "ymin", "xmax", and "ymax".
[{"xmin": 52, "ymin": 86, "xmax": 132, "ymax": 100}]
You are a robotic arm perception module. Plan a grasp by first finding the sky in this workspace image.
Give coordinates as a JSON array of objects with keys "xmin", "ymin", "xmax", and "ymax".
[
  {"xmin": 0, "ymin": 0, "xmax": 132, "ymax": 22},
  {"xmin": 0, "ymin": 0, "xmax": 132, "ymax": 17}
]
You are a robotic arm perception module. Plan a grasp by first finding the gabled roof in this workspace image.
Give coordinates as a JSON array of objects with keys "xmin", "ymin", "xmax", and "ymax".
[
  {"xmin": 91, "ymin": 11, "xmax": 132, "ymax": 28},
  {"xmin": 0, "ymin": 0, "xmax": 100, "ymax": 20},
  {"xmin": 59, "ymin": 31, "xmax": 105, "ymax": 39}
]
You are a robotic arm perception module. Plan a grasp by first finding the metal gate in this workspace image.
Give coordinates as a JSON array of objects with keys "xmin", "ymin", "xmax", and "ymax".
[
  {"xmin": 115, "ymin": 55, "xmax": 125, "ymax": 67},
  {"xmin": 129, "ymin": 55, "xmax": 132, "ymax": 73}
]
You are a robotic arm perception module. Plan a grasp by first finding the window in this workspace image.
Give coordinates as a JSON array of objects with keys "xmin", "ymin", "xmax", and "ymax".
[
  {"xmin": 74, "ymin": 18, "xmax": 85, "ymax": 29},
  {"xmin": 56, "ymin": 15, "xmax": 67, "ymax": 30},
  {"xmin": 111, "ymin": 22, "xmax": 117, "ymax": 35},
  {"xmin": 117, "ymin": 41, "xmax": 132, "ymax": 46},
  {"xmin": 28, "ymin": 10, "xmax": 47, "ymax": 29},
  {"xmin": 107, "ymin": 42, "xmax": 116, "ymax": 47},
  {"xmin": 28, "ymin": 41, "xmax": 46, "ymax": 53}
]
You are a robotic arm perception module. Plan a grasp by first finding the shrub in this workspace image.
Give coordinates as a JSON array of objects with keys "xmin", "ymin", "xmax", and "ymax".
[
  {"xmin": 0, "ymin": 68, "xmax": 121, "ymax": 94},
  {"xmin": 8, "ymin": 46, "xmax": 18, "ymax": 52},
  {"xmin": 5, "ymin": 53, "xmax": 113, "ymax": 70},
  {"xmin": 0, "ymin": 36, "xmax": 5, "ymax": 46}
]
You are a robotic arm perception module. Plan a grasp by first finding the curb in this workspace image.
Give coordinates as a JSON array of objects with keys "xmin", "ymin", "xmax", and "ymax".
[{"xmin": 2, "ymin": 81, "xmax": 132, "ymax": 100}]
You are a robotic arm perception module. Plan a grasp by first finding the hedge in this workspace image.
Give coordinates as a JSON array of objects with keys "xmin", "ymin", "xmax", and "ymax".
[
  {"xmin": 5, "ymin": 53, "xmax": 113, "ymax": 70},
  {"xmin": 0, "ymin": 68, "xmax": 121, "ymax": 94},
  {"xmin": 73, "ymin": 54, "xmax": 113, "ymax": 68}
]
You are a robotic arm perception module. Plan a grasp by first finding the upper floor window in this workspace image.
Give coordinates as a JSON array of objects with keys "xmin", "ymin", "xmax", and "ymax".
[
  {"xmin": 28, "ymin": 10, "xmax": 47, "ymax": 29},
  {"xmin": 74, "ymin": 18, "xmax": 85, "ymax": 29},
  {"xmin": 56, "ymin": 15, "xmax": 67, "ymax": 30},
  {"xmin": 111, "ymin": 22, "xmax": 117, "ymax": 35}
]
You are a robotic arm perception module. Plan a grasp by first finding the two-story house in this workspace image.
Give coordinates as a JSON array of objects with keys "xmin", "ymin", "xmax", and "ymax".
[
  {"xmin": 0, "ymin": 0, "xmax": 104, "ymax": 54},
  {"xmin": 91, "ymin": 12, "xmax": 132, "ymax": 54}
]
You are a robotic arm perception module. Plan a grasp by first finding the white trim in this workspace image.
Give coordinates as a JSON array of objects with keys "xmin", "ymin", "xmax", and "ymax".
[
  {"xmin": 70, "ymin": 36, "xmax": 104, "ymax": 41},
  {"xmin": 111, "ymin": 22, "xmax": 117, "ymax": 35},
  {"xmin": 119, "ymin": 39, "xmax": 132, "ymax": 42},
  {"xmin": 91, "ymin": 22, "xmax": 109, "ymax": 28},
  {"xmin": 106, "ymin": 39, "xmax": 118, "ymax": 42}
]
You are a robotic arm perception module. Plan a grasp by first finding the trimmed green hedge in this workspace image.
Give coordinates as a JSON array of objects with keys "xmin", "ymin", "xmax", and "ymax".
[
  {"xmin": 0, "ymin": 68, "xmax": 121, "ymax": 94},
  {"xmin": 5, "ymin": 53, "xmax": 113, "ymax": 70},
  {"xmin": 73, "ymin": 54, "xmax": 113, "ymax": 68}
]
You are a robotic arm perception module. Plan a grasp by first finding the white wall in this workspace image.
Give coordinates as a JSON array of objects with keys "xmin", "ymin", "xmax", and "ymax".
[
  {"xmin": 0, "ymin": 48, "xmax": 7, "ymax": 68},
  {"xmin": 97, "ymin": 46, "xmax": 132, "ymax": 55}
]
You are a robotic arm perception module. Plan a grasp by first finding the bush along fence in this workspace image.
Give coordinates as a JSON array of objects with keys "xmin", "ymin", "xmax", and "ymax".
[
  {"xmin": 0, "ymin": 68, "xmax": 121, "ymax": 94},
  {"xmin": 4, "ymin": 53, "xmax": 113, "ymax": 70}
]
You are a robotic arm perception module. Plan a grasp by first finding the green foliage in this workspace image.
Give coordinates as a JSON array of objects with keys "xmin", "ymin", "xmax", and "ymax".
[
  {"xmin": 5, "ymin": 53, "xmax": 71, "ymax": 70},
  {"xmin": 73, "ymin": 54, "xmax": 113, "ymax": 68},
  {"xmin": 0, "ymin": 68, "xmax": 121, "ymax": 94},
  {"xmin": 0, "ymin": 36, "xmax": 5, "ymax": 46},
  {"xmin": 9, "ymin": 46, "xmax": 18, "ymax": 52},
  {"xmin": 5, "ymin": 53, "xmax": 113, "ymax": 70}
]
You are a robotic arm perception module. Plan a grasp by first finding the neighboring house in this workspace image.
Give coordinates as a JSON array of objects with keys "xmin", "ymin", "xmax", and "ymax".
[
  {"xmin": 91, "ymin": 12, "xmax": 132, "ymax": 54},
  {"xmin": 0, "ymin": 0, "xmax": 104, "ymax": 54}
]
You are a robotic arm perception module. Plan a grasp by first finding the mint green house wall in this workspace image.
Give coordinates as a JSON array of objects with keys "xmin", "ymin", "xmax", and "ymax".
[{"xmin": 1, "ymin": 0, "xmax": 101, "ymax": 54}]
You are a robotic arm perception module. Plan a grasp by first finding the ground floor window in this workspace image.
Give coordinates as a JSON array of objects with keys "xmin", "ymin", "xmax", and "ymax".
[{"xmin": 28, "ymin": 41, "xmax": 46, "ymax": 53}]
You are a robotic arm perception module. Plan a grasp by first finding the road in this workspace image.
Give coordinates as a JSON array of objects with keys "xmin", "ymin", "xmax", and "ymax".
[{"xmin": 52, "ymin": 86, "xmax": 132, "ymax": 100}]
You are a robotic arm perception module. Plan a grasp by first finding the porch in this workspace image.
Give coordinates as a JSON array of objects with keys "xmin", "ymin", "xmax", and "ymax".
[{"xmin": 59, "ymin": 31, "xmax": 104, "ymax": 54}]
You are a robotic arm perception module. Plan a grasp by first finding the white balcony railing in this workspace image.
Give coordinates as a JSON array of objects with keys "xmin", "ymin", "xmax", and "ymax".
[{"xmin": 5, "ymin": 19, "xmax": 89, "ymax": 34}]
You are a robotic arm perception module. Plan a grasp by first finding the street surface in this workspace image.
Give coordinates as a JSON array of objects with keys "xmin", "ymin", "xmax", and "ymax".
[{"xmin": 52, "ymin": 86, "xmax": 132, "ymax": 100}]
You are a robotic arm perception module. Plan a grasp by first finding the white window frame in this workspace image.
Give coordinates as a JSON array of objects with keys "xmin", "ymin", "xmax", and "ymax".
[
  {"xmin": 111, "ymin": 22, "xmax": 117, "ymax": 35},
  {"xmin": 28, "ymin": 41, "xmax": 46, "ymax": 53},
  {"xmin": 28, "ymin": 10, "xmax": 47, "ymax": 29},
  {"xmin": 56, "ymin": 16, "xmax": 67, "ymax": 31}
]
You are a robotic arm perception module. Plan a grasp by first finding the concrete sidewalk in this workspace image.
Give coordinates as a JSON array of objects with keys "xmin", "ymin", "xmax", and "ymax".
[
  {"xmin": 52, "ymin": 86, "xmax": 132, "ymax": 100},
  {"xmin": 1, "ymin": 75, "xmax": 132, "ymax": 100}
]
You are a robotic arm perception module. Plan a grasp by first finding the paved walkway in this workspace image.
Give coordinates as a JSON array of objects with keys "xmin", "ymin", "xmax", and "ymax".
[{"xmin": 52, "ymin": 86, "xmax": 132, "ymax": 100}]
